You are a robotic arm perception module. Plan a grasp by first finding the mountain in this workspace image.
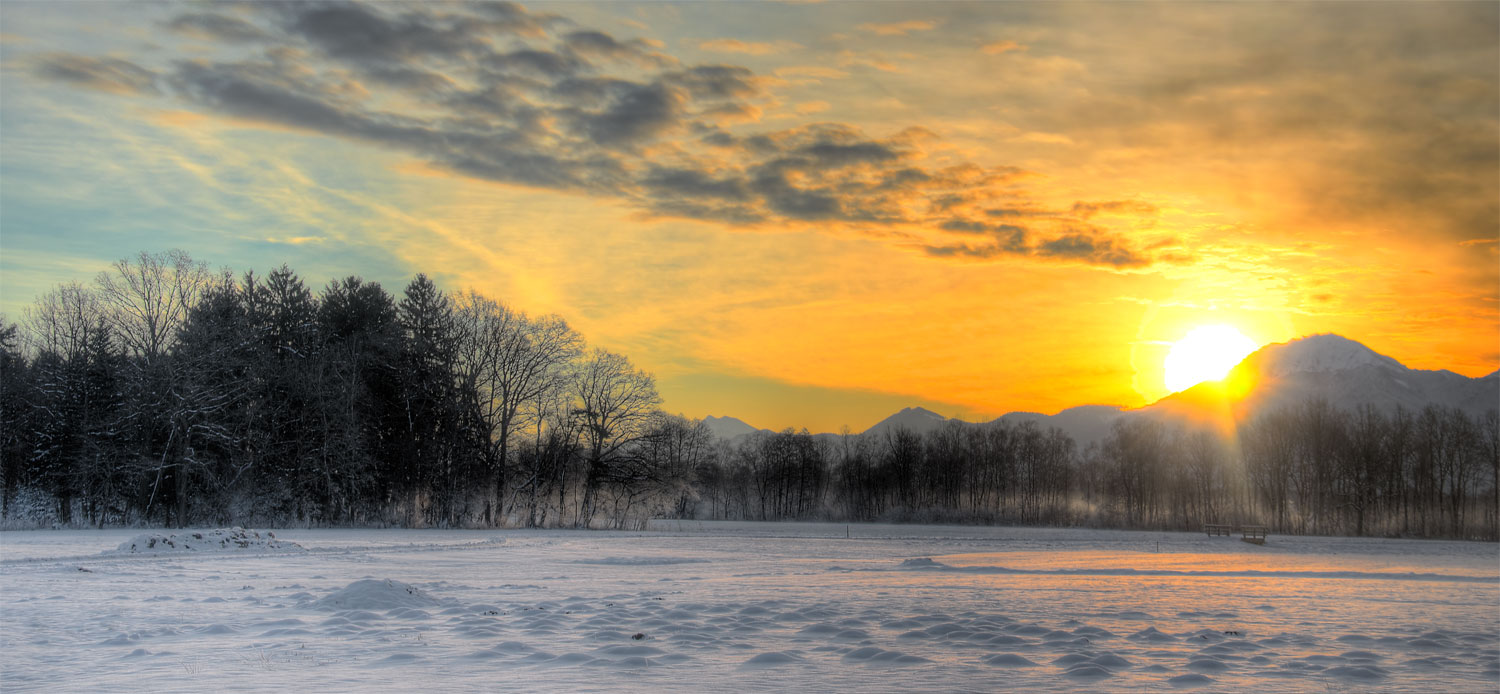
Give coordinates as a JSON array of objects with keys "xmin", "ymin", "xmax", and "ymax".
[
  {"xmin": 702, "ymin": 334, "xmax": 1496, "ymax": 446},
  {"xmin": 994, "ymin": 405, "xmax": 1125, "ymax": 449},
  {"xmin": 863, "ymin": 406, "xmax": 951, "ymax": 438},
  {"xmin": 1251, "ymin": 333, "xmax": 1404, "ymax": 377},
  {"xmin": 1149, "ymin": 334, "xmax": 1499, "ymax": 423},
  {"xmin": 701, "ymin": 415, "xmax": 762, "ymax": 441}
]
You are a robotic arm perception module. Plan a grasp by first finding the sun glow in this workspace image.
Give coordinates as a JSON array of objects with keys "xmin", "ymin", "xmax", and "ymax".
[{"xmin": 1163, "ymin": 325, "xmax": 1260, "ymax": 393}]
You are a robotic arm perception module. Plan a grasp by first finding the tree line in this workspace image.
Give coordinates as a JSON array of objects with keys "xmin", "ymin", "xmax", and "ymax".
[
  {"xmin": 2, "ymin": 250, "xmax": 681, "ymax": 529},
  {"xmin": 2, "ymin": 250, "xmax": 1496, "ymax": 539},
  {"xmin": 692, "ymin": 402, "xmax": 1497, "ymax": 540}
]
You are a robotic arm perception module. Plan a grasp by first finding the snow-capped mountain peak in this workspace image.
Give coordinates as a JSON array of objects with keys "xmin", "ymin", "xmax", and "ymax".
[
  {"xmin": 1247, "ymin": 333, "xmax": 1404, "ymax": 378},
  {"xmin": 1167, "ymin": 333, "xmax": 1500, "ymax": 420}
]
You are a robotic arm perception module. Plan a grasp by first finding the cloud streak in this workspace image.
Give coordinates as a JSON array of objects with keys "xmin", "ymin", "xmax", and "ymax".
[{"xmin": 857, "ymin": 20, "xmax": 937, "ymax": 37}]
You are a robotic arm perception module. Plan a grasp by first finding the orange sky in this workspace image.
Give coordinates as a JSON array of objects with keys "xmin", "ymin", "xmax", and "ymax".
[{"xmin": 1, "ymin": 1, "xmax": 1495, "ymax": 432}]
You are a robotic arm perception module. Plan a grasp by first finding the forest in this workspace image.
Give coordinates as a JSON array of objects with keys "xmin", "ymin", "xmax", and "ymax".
[{"xmin": 2, "ymin": 251, "xmax": 1496, "ymax": 539}]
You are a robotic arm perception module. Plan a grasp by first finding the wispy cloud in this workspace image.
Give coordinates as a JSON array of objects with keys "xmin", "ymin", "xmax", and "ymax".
[
  {"xmin": 698, "ymin": 38, "xmax": 801, "ymax": 55},
  {"xmin": 857, "ymin": 20, "xmax": 936, "ymax": 37},
  {"xmin": 980, "ymin": 40, "xmax": 1025, "ymax": 55}
]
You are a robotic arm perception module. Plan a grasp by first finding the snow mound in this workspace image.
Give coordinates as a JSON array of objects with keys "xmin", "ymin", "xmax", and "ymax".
[
  {"xmin": 314, "ymin": 579, "xmax": 439, "ymax": 611},
  {"xmin": 108, "ymin": 528, "xmax": 303, "ymax": 554}
]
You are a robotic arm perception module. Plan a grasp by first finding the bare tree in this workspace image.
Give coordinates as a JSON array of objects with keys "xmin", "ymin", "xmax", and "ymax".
[
  {"xmin": 454, "ymin": 291, "xmax": 581, "ymax": 524},
  {"xmin": 94, "ymin": 250, "xmax": 210, "ymax": 363},
  {"xmin": 570, "ymin": 348, "xmax": 661, "ymax": 526},
  {"xmin": 23, "ymin": 282, "xmax": 103, "ymax": 362}
]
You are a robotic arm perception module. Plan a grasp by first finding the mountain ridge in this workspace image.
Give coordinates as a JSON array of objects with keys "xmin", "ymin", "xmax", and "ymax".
[{"xmin": 700, "ymin": 334, "xmax": 1498, "ymax": 446}]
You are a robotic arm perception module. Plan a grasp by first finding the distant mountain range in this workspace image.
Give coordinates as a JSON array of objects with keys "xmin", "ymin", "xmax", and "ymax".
[
  {"xmin": 701, "ymin": 415, "xmax": 762, "ymax": 441},
  {"xmin": 701, "ymin": 334, "xmax": 1499, "ymax": 447}
]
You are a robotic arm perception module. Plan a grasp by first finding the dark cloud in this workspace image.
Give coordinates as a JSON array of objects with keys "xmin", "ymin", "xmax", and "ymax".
[
  {"xmin": 167, "ymin": 59, "xmax": 614, "ymax": 193},
  {"xmin": 469, "ymin": 1, "xmax": 556, "ymax": 37},
  {"xmin": 1070, "ymin": 200, "xmax": 1158, "ymax": 218},
  {"xmin": 485, "ymin": 49, "xmax": 586, "ymax": 78},
  {"xmin": 664, "ymin": 65, "xmax": 759, "ymax": 100},
  {"xmin": 643, "ymin": 167, "xmax": 750, "ymax": 201},
  {"xmin": 30, "ymin": 54, "xmax": 157, "ymax": 94},
  {"xmin": 923, "ymin": 228, "xmax": 1029, "ymax": 259},
  {"xmin": 363, "ymin": 66, "xmax": 456, "ymax": 92},
  {"xmin": 985, "ymin": 206, "xmax": 1048, "ymax": 218},
  {"xmin": 283, "ymin": 3, "xmax": 488, "ymax": 64},
  {"xmin": 567, "ymin": 80, "xmax": 685, "ymax": 147},
  {"xmin": 1037, "ymin": 234, "xmax": 1144, "ymax": 267},
  {"xmin": 940, "ymin": 219, "xmax": 990, "ymax": 233},
  {"xmin": 169, "ymin": 61, "xmax": 431, "ymax": 146},
  {"xmin": 562, "ymin": 30, "xmax": 672, "ymax": 68},
  {"xmin": 750, "ymin": 166, "xmax": 845, "ymax": 221},
  {"xmin": 939, "ymin": 220, "xmax": 1028, "ymax": 236},
  {"xmin": 798, "ymin": 141, "xmax": 902, "ymax": 168},
  {"xmin": 166, "ymin": 13, "xmax": 269, "ymax": 43},
  {"xmin": 878, "ymin": 168, "xmax": 931, "ymax": 189},
  {"xmin": 924, "ymin": 227, "xmax": 1142, "ymax": 267}
]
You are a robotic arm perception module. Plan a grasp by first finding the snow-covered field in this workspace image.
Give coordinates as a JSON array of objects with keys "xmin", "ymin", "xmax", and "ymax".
[{"xmin": 2, "ymin": 522, "xmax": 1496, "ymax": 692}]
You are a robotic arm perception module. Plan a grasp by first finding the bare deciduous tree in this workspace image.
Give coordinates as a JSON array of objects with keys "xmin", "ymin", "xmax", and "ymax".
[{"xmin": 570, "ymin": 348, "xmax": 661, "ymax": 526}]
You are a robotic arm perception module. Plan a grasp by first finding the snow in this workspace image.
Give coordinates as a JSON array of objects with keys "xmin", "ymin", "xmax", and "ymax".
[
  {"xmin": 1251, "ymin": 333, "xmax": 1405, "ymax": 377},
  {"xmin": 313, "ymin": 579, "xmax": 440, "ymax": 611},
  {"xmin": 2, "ymin": 522, "xmax": 1496, "ymax": 692},
  {"xmin": 107, "ymin": 528, "xmax": 305, "ymax": 555}
]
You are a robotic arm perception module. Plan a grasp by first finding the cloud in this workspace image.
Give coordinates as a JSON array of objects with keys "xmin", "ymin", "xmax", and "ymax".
[
  {"xmin": 698, "ymin": 39, "xmax": 801, "ymax": 56},
  {"xmin": 485, "ymin": 48, "xmax": 588, "ymax": 78},
  {"xmin": 22, "ymin": 1, "xmax": 1162, "ymax": 268},
  {"xmin": 773, "ymin": 65, "xmax": 850, "ymax": 80},
  {"xmin": 981, "ymin": 40, "xmax": 1026, "ymax": 55},
  {"xmin": 29, "ymin": 54, "xmax": 157, "ymax": 95},
  {"xmin": 1070, "ymin": 200, "xmax": 1159, "ymax": 218},
  {"xmin": 836, "ymin": 50, "xmax": 906, "ymax": 73},
  {"xmin": 567, "ymin": 80, "xmax": 686, "ymax": 147},
  {"xmin": 166, "ymin": 13, "xmax": 270, "ymax": 43},
  {"xmin": 563, "ymin": 30, "xmax": 675, "ymax": 68},
  {"xmin": 1009, "ymin": 133, "xmax": 1073, "ymax": 147},
  {"xmin": 924, "ymin": 228, "xmax": 1143, "ymax": 268},
  {"xmin": 1036, "ymin": 233, "xmax": 1144, "ymax": 267},
  {"xmin": 857, "ymin": 20, "xmax": 937, "ymax": 36},
  {"xmin": 266, "ymin": 235, "xmax": 327, "ymax": 246},
  {"xmin": 283, "ymin": 2, "xmax": 491, "ymax": 63}
]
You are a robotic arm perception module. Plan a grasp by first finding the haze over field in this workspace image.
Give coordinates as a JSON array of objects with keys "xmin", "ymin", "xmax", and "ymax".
[{"xmin": 1, "ymin": 0, "xmax": 1496, "ymax": 432}]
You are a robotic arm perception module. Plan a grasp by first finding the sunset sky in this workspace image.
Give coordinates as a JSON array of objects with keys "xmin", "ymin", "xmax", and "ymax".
[{"xmin": 1, "ymin": 1, "xmax": 1495, "ymax": 432}]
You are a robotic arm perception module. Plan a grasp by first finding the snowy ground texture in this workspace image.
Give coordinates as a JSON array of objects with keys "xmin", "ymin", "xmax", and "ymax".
[{"xmin": 2, "ymin": 522, "xmax": 1497, "ymax": 693}]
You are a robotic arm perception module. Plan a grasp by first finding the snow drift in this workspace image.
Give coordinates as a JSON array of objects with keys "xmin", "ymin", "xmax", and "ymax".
[
  {"xmin": 107, "ymin": 527, "xmax": 304, "ymax": 554},
  {"xmin": 314, "ymin": 579, "xmax": 440, "ymax": 611}
]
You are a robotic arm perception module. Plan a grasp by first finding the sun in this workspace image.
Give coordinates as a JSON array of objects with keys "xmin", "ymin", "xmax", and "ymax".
[{"xmin": 1163, "ymin": 325, "xmax": 1260, "ymax": 393}]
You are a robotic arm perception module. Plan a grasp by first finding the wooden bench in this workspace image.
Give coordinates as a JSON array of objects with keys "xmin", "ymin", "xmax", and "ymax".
[
  {"xmin": 1240, "ymin": 525, "xmax": 1268, "ymax": 545},
  {"xmin": 1204, "ymin": 524, "xmax": 1233, "ymax": 537}
]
